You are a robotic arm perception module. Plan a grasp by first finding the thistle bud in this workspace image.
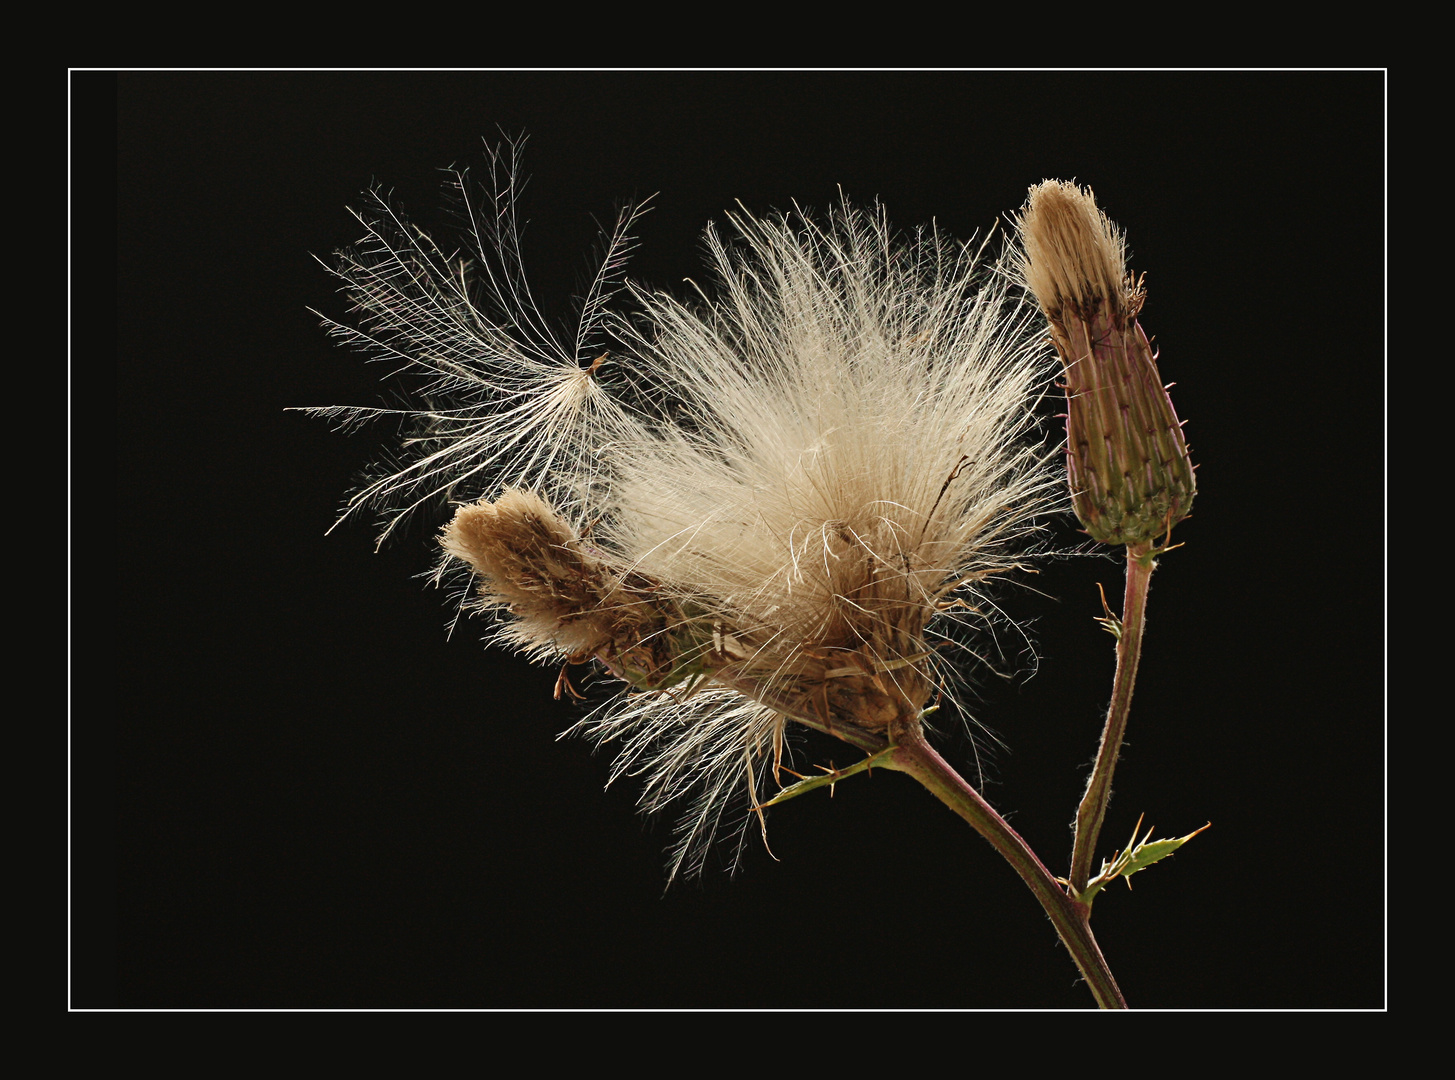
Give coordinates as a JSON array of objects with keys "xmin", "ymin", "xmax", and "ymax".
[
  {"xmin": 1016, "ymin": 181, "xmax": 1195, "ymax": 547},
  {"xmin": 441, "ymin": 489, "xmax": 706, "ymax": 693},
  {"xmin": 442, "ymin": 489, "xmax": 626, "ymax": 659}
]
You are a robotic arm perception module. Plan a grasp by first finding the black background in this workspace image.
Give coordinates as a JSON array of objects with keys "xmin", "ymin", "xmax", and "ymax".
[{"xmin": 87, "ymin": 71, "xmax": 1383, "ymax": 1008}]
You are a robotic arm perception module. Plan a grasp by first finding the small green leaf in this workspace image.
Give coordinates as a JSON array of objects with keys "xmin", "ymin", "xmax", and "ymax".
[
  {"xmin": 1074, "ymin": 816, "xmax": 1210, "ymax": 905},
  {"xmin": 1119, "ymin": 822, "xmax": 1211, "ymax": 884}
]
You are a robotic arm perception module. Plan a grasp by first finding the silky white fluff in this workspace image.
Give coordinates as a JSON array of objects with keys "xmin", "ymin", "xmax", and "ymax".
[{"xmin": 315, "ymin": 145, "xmax": 1062, "ymax": 879}]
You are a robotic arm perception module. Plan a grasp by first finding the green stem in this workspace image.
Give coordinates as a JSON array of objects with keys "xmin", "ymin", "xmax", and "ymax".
[
  {"xmin": 759, "ymin": 747, "xmax": 899, "ymax": 807},
  {"xmin": 1069, "ymin": 543, "xmax": 1155, "ymax": 895},
  {"xmin": 884, "ymin": 728, "xmax": 1126, "ymax": 1009}
]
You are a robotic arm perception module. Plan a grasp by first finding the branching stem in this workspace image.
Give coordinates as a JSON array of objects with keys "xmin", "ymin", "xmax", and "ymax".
[
  {"xmin": 604, "ymin": 657, "xmax": 1130, "ymax": 1007},
  {"xmin": 884, "ymin": 728, "xmax": 1126, "ymax": 1009}
]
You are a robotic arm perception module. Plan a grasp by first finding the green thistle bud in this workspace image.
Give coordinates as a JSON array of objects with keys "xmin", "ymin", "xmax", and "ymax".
[{"xmin": 1016, "ymin": 181, "xmax": 1195, "ymax": 547}]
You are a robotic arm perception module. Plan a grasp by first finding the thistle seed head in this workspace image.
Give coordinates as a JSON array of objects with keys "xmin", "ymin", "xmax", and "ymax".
[{"xmin": 319, "ymin": 145, "xmax": 1064, "ymax": 878}]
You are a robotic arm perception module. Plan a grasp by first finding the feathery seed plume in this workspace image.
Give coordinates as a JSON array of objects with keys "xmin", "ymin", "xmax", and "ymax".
[{"xmin": 316, "ymin": 146, "xmax": 1062, "ymax": 878}]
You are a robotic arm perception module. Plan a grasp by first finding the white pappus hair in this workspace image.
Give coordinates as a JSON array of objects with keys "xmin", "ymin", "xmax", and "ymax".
[{"xmin": 313, "ymin": 142, "xmax": 1063, "ymax": 881}]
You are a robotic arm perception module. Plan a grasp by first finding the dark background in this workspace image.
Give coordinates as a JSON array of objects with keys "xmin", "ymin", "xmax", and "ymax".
[{"xmin": 87, "ymin": 71, "xmax": 1383, "ymax": 1008}]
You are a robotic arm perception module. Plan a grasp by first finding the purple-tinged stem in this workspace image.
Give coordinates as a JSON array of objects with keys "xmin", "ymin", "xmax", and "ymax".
[
  {"xmin": 1069, "ymin": 543, "xmax": 1155, "ymax": 895},
  {"xmin": 885, "ymin": 728, "xmax": 1126, "ymax": 1008}
]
